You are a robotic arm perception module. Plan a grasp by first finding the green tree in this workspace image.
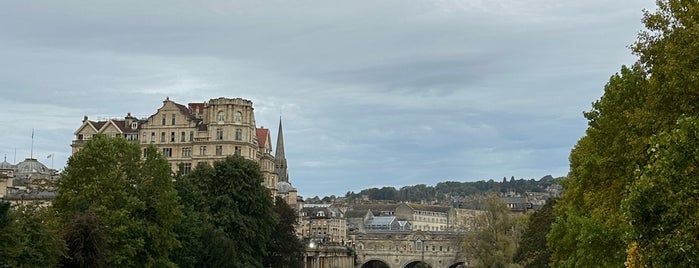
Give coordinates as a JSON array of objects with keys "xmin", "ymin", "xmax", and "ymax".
[
  {"xmin": 514, "ymin": 199, "xmax": 556, "ymax": 268},
  {"xmin": 62, "ymin": 212, "xmax": 107, "ymax": 268},
  {"xmin": 463, "ymin": 194, "xmax": 525, "ymax": 268},
  {"xmin": 53, "ymin": 135, "xmax": 182, "ymax": 267},
  {"xmin": 0, "ymin": 201, "xmax": 21, "ymax": 265},
  {"xmin": 176, "ymin": 155, "xmax": 276, "ymax": 267},
  {"xmin": 549, "ymin": 1, "xmax": 699, "ymax": 267},
  {"xmin": 0, "ymin": 204, "xmax": 65, "ymax": 267},
  {"xmin": 624, "ymin": 117, "xmax": 699, "ymax": 266},
  {"xmin": 265, "ymin": 196, "xmax": 304, "ymax": 268}
]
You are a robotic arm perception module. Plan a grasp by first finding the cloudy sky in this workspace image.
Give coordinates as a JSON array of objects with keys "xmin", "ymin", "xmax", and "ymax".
[{"xmin": 1, "ymin": 0, "xmax": 655, "ymax": 197}]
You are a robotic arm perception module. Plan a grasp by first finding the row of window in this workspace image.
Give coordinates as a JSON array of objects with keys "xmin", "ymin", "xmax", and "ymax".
[
  {"xmin": 217, "ymin": 111, "xmax": 244, "ymax": 123},
  {"xmin": 143, "ymin": 128, "xmax": 245, "ymax": 143},
  {"xmin": 156, "ymin": 145, "xmax": 243, "ymax": 159}
]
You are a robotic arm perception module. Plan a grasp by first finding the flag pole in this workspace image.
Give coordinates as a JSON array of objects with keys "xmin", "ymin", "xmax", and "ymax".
[{"xmin": 30, "ymin": 128, "xmax": 34, "ymax": 159}]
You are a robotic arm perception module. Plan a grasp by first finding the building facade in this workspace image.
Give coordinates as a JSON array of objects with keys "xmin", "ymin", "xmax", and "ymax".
[{"xmin": 71, "ymin": 97, "xmax": 293, "ymax": 197}]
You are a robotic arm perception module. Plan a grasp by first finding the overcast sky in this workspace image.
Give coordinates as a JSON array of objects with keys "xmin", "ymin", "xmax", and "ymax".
[{"xmin": 1, "ymin": 0, "xmax": 655, "ymax": 197}]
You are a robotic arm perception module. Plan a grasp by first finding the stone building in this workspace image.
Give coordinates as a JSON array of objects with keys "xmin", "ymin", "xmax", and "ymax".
[
  {"xmin": 72, "ymin": 97, "xmax": 297, "ymax": 199},
  {"xmin": 301, "ymin": 204, "xmax": 347, "ymax": 244},
  {"xmin": 0, "ymin": 157, "xmax": 57, "ymax": 206}
]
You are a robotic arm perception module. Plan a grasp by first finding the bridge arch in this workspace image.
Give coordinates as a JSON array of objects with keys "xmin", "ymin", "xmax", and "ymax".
[{"xmin": 361, "ymin": 259, "xmax": 391, "ymax": 268}]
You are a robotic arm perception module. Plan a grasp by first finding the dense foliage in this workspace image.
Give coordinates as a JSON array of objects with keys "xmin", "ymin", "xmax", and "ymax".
[
  {"xmin": 0, "ymin": 203, "xmax": 65, "ymax": 267},
  {"xmin": 342, "ymin": 175, "xmax": 559, "ymax": 203},
  {"xmin": 514, "ymin": 199, "xmax": 555, "ymax": 268},
  {"xmin": 549, "ymin": 1, "xmax": 699, "ymax": 266},
  {"xmin": 462, "ymin": 194, "xmax": 527, "ymax": 268},
  {"xmin": 174, "ymin": 155, "xmax": 277, "ymax": 268},
  {"xmin": 53, "ymin": 135, "xmax": 183, "ymax": 267},
  {"xmin": 264, "ymin": 196, "xmax": 305, "ymax": 268}
]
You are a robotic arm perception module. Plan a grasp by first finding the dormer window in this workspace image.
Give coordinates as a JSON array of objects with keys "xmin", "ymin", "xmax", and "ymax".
[
  {"xmin": 131, "ymin": 122, "xmax": 138, "ymax": 129},
  {"xmin": 317, "ymin": 211, "xmax": 325, "ymax": 217}
]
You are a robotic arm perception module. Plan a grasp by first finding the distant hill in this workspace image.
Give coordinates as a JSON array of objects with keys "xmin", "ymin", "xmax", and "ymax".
[{"xmin": 326, "ymin": 175, "xmax": 563, "ymax": 204}]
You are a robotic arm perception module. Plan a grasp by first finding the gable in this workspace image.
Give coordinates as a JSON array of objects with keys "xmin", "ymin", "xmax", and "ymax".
[{"xmin": 74, "ymin": 121, "xmax": 98, "ymax": 135}]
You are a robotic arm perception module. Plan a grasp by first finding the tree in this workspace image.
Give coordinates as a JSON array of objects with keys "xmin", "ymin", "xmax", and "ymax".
[
  {"xmin": 462, "ymin": 194, "xmax": 525, "ymax": 268},
  {"xmin": 62, "ymin": 212, "xmax": 107, "ymax": 268},
  {"xmin": 53, "ymin": 135, "xmax": 182, "ymax": 267},
  {"xmin": 549, "ymin": 1, "xmax": 699, "ymax": 266},
  {"xmin": 624, "ymin": 117, "xmax": 699, "ymax": 266},
  {"xmin": 264, "ymin": 196, "xmax": 305, "ymax": 268},
  {"xmin": 175, "ymin": 155, "xmax": 276, "ymax": 267},
  {"xmin": 514, "ymin": 199, "xmax": 556, "ymax": 268},
  {"xmin": 0, "ymin": 204, "xmax": 66, "ymax": 267}
]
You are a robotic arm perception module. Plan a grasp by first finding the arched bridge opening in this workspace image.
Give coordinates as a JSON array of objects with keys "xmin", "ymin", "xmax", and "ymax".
[{"xmin": 361, "ymin": 259, "xmax": 390, "ymax": 268}]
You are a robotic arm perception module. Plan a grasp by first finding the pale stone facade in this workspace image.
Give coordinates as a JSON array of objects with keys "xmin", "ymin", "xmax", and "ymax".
[
  {"xmin": 301, "ymin": 204, "xmax": 348, "ymax": 243},
  {"xmin": 71, "ymin": 97, "xmax": 290, "ymax": 196},
  {"xmin": 394, "ymin": 203, "xmax": 454, "ymax": 232}
]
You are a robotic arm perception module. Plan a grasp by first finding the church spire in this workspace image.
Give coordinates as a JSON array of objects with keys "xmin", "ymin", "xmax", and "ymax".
[{"xmin": 275, "ymin": 117, "xmax": 289, "ymax": 183}]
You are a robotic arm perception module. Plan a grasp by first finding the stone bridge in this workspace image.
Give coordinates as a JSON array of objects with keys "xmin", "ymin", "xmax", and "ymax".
[{"xmin": 352, "ymin": 231, "xmax": 468, "ymax": 268}]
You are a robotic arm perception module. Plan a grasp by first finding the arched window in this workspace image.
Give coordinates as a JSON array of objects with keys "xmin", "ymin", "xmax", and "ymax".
[
  {"xmin": 234, "ymin": 111, "xmax": 242, "ymax": 123},
  {"xmin": 217, "ymin": 111, "xmax": 225, "ymax": 121}
]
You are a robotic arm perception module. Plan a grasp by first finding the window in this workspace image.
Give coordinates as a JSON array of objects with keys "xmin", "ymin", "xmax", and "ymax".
[
  {"xmin": 180, "ymin": 163, "xmax": 192, "ymax": 175},
  {"xmin": 199, "ymin": 146, "xmax": 206, "ymax": 155},
  {"xmin": 217, "ymin": 111, "xmax": 225, "ymax": 121},
  {"xmin": 161, "ymin": 132, "xmax": 166, "ymax": 142},
  {"xmin": 151, "ymin": 132, "xmax": 156, "ymax": 142},
  {"xmin": 131, "ymin": 122, "xmax": 138, "ymax": 129},
  {"xmin": 234, "ymin": 111, "xmax": 242, "ymax": 123},
  {"xmin": 171, "ymin": 114, "xmax": 176, "ymax": 125},
  {"xmin": 234, "ymin": 146, "xmax": 241, "ymax": 156},
  {"xmin": 143, "ymin": 148, "xmax": 148, "ymax": 158},
  {"xmin": 170, "ymin": 132, "xmax": 175, "ymax": 142},
  {"xmin": 235, "ymin": 129, "xmax": 242, "ymax": 141},
  {"xmin": 216, "ymin": 128, "xmax": 224, "ymax": 140},
  {"xmin": 162, "ymin": 148, "xmax": 172, "ymax": 158},
  {"xmin": 162, "ymin": 114, "xmax": 166, "ymax": 125},
  {"xmin": 182, "ymin": 147, "xmax": 191, "ymax": 157},
  {"xmin": 180, "ymin": 132, "xmax": 185, "ymax": 142},
  {"xmin": 216, "ymin": 146, "xmax": 223, "ymax": 156},
  {"xmin": 189, "ymin": 131, "xmax": 194, "ymax": 142}
]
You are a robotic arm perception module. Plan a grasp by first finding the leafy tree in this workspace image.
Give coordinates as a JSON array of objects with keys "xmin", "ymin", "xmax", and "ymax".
[
  {"xmin": 175, "ymin": 155, "xmax": 276, "ymax": 267},
  {"xmin": 0, "ymin": 201, "xmax": 21, "ymax": 265},
  {"xmin": 0, "ymin": 203, "xmax": 66, "ymax": 267},
  {"xmin": 53, "ymin": 135, "xmax": 182, "ymax": 267},
  {"xmin": 264, "ymin": 196, "xmax": 304, "ymax": 268},
  {"xmin": 62, "ymin": 212, "xmax": 107, "ymax": 268},
  {"xmin": 624, "ymin": 117, "xmax": 699, "ymax": 266},
  {"xmin": 462, "ymin": 194, "xmax": 525, "ymax": 268},
  {"xmin": 514, "ymin": 199, "xmax": 556, "ymax": 268},
  {"xmin": 549, "ymin": 1, "xmax": 699, "ymax": 267}
]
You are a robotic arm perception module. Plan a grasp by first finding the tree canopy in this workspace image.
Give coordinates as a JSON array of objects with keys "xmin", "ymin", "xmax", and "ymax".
[
  {"xmin": 173, "ymin": 155, "xmax": 277, "ymax": 268},
  {"xmin": 549, "ymin": 1, "xmax": 699, "ymax": 266},
  {"xmin": 53, "ymin": 135, "xmax": 182, "ymax": 267}
]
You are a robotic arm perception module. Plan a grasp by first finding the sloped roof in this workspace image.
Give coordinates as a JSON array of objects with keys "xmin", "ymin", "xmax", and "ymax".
[
  {"xmin": 345, "ymin": 204, "xmax": 401, "ymax": 218},
  {"xmin": 404, "ymin": 203, "xmax": 452, "ymax": 213},
  {"xmin": 366, "ymin": 216, "xmax": 396, "ymax": 226},
  {"xmin": 256, "ymin": 128, "xmax": 269, "ymax": 148}
]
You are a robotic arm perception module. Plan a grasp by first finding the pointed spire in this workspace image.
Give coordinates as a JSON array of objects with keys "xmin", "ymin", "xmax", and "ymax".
[{"xmin": 275, "ymin": 117, "xmax": 289, "ymax": 182}]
